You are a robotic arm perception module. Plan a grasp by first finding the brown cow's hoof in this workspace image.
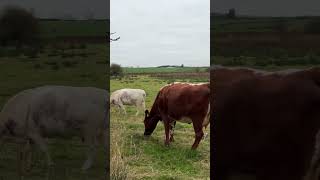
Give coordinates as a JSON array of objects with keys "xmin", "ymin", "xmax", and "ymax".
[
  {"xmin": 164, "ymin": 142, "xmax": 170, "ymax": 147},
  {"xmin": 191, "ymin": 145, "xmax": 198, "ymax": 150}
]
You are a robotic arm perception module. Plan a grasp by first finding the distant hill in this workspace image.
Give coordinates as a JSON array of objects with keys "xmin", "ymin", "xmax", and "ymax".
[
  {"xmin": 157, "ymin": 65, "xmax": 183, "ymax": 68},
  {"xmin": 211, "ymin": 12, "xmax": 320, "ymax": 19}
]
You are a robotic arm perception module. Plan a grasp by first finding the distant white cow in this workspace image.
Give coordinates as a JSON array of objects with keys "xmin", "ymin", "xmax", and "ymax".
[
  {"xmin": 0, "ymin": 86, "xmax": 109, "ymax": 170},
  {"xmin": 110, "ymin": 89, "xmax": 146, "ymax": 116}
]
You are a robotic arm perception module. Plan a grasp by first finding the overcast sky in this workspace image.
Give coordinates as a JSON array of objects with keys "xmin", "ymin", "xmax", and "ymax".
[
  {"xmin": 111, "ymin": 0, "xmax": 210, "ymax": 67},
  {"xmin": 0, "ymin": 0, "xmax": 108, "ymax": 19},
  {"xmin": 212, "ymin": 0, "xmax": 320, "ymax": 17}
]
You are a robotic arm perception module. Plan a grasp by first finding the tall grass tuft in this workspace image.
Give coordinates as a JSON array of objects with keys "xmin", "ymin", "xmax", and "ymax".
[{"xmin": 111, "ymin": 124, "xmax": 128, "ymax": 180}]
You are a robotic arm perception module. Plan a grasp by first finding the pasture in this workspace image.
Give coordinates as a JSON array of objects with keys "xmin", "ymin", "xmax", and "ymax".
[
  {"xmin": 211, "ymin": 15, "xmax": 320, "ymax": 68},
  {"xmin": 110, "ymin": 73, "xmax": 210, "ymax": 179},
  {"xmin": 0, "ymin": 19, "xmax": 108, "ymax": 179}
]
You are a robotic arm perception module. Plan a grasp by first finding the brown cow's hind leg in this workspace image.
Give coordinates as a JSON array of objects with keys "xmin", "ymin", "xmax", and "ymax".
[
  {"xmin": 169, "ymin": 121, "xmax": 176, "ymax": 142},
  {"xmin": 162, "ymin": 117, "xmax": 171, "ymax": 147},
  {"xmin": 191, "ymin": 119, "xmax": 204, "ymax": 150}
]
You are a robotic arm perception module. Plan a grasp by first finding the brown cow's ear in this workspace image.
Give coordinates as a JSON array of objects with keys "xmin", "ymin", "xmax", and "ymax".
[{"xmin": 145, "ymin": 110, "xmax": 149, "ymax": 117}]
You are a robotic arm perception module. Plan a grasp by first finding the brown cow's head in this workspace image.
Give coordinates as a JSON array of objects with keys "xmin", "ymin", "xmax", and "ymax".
[{"xmin": 144, "ymin": 110, "xmax": 160, "ymax": 136}]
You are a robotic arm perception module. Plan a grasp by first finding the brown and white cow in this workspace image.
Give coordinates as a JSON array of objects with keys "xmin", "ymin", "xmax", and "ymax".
[
  {"xmin": 212, "ymin": 66, "xmax": 320, "ymax": 180},
  {"xmin": 144, "ymin": 82, "xmax": 210, "ymax": 149}
]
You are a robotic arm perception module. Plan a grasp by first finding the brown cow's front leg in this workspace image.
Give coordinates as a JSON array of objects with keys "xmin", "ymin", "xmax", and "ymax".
[{"xmin": 191, "ymin": 119, "xmax": 204, "ymax": 149}]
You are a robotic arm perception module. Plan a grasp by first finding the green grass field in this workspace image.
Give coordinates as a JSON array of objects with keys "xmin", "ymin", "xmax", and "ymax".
[
  {"xmin": 39, "ymin": 20, "xmax": 108, "ymax": 38},
  {"xmin": 0, "ymin": 42, "xmax": 108, "ymax": 179},
  {"xmin": 110, "ymin": 75, "xmax": 210, "ymax": 180}
]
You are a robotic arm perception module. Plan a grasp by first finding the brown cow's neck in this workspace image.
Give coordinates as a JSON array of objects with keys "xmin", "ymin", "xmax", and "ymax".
[{"xmin": 149, "ymin": 92, "xmax": 160, "ymax": 118}]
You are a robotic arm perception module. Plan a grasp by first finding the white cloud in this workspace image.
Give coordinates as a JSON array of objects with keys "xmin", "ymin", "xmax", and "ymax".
[{"xmin": 111, "ymin": 0, "xmax": 209, "ymax": 67}]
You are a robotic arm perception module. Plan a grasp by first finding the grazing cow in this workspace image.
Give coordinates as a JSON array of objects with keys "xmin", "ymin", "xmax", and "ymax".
[
  {"xmin": 0, "ymin": 86, "xmax": 109, "ymax": 170},
  {"xmin": 110, "ymin": 88, "xmax": 146, "ymax": 116},
  {"xmin": 212, "ymin": 66, "xmax": 320, "ymax": 180},
  {"xmin": 144, "ymin": 82, "xmax": 210, "ymax": 149}
]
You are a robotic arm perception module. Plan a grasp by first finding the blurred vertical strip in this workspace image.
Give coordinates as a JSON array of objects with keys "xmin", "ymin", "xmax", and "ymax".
[{"xmin": 106, "ymin": 0, "xmax": 110, "ymax": 179}]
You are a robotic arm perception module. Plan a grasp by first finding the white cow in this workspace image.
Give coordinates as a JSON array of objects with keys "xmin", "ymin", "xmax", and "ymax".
[
  {"xmin": 0, "ymin": 86, "xmax": 109, "ymax": 170},
  {"xmin": 110, "ymin": 88, "xmax": 146, "ymax": 116}
]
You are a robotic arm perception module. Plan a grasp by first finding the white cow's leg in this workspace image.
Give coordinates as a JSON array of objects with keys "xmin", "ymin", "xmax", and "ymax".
[
  {"xmin": 117, "ymin": 105, "xmax": 122, "ymax": 114},
  {"xmin": 119, "ymin": 104, "xmax": 126, "ymax": 115},
  {"xmin": 23, "ymin": 139, "xmax": 33, "ymax": 171},
  {"xmin": 136, "ymin": 101, "xmax": 145, "ymax": 116},
  {"xmin": 135, "ymin": 102, "xmax": 140, "ymax": 116},
  {"xmin": 142, "ymin": 101, "xmax": 146, "ymax": 112},
  {"xmin": 82, "ymin": 136, "xmax": 98, "ymax": 170},
  {"xmin": 28, "ymin": 133, "xmax": 53, "ymax": 166}
]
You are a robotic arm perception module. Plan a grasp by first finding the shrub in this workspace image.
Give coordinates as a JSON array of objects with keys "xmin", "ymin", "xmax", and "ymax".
[
  {"xmin": 110, "ymin": 63, "xmax": 123, "ymax": 77},
  {"xmin": 0, "ymin": 6, "xmax": 39, "ymax": 47}
]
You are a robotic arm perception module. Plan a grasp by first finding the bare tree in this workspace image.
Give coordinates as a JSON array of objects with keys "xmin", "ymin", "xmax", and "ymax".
[{"xmin": 107, "ymin": 32, "xmax": 120, "ymax": 42}]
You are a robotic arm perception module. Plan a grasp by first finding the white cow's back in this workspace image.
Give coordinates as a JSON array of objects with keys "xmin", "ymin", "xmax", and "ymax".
[
  {"xmin": 111, "ymin": 88, "xmax": 146, "ymax": 104},
  {"xmin": 0, "ymin": 86, "xmax": 109, "ymax": 137}
]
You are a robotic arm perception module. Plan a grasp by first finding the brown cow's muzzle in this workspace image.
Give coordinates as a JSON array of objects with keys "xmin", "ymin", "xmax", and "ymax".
[{"xmin": 144, "ymin": 131, "xmax": 151, "ymax": 136}]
